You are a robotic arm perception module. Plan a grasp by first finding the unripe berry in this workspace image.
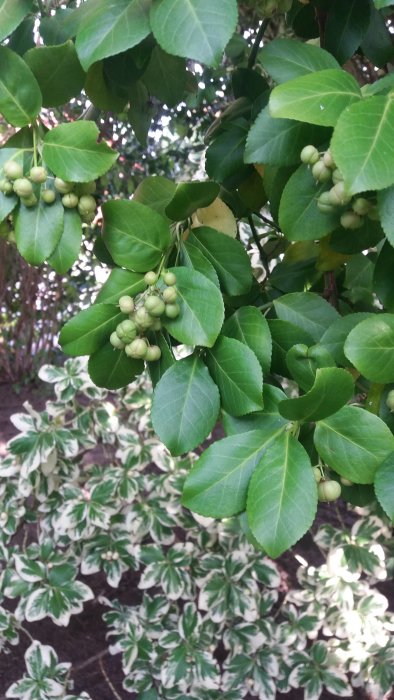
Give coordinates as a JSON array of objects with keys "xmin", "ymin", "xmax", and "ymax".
[
  {"xmin": 41, "ymin": 189, "xmax": 56, "ymax": 204},
  {"xmin": 386, "ymin": 389, "xmax": 394, "ymax": 412},
  {"xmin": 110, "ymin": 332, "xmax": 125, "ymax": 349},
  {"xmin": 3, "ymin": 160, "xmax": 23, "ymax": 180},
  {"xmin": 20, "ymin": 193, "xmax": 38, "ymax": 207},
  {"xmin": 162, "ymin": 286, "xmax": 177, "ymax": 303},
  {"xmin": 54, "ymin": 177, "xmax": 74, "ymax": 194},
  {"xmin": 13, "ymin": 178, "xmax": 33, "ymax": 198},
  {"xmin": 340, "ymin": 211, "xmax": 363, "ymax": 230},
  {"xmin": 29, "ymin": 166, "xmax": 47, "ymax": 183},
  {"xmin": 0, "ymin": 179, "xmax": 13, "ymax": 195},
  {"xmin": 78, "ymin": 194, "xmax": 96, "ymax": 214},
  {"xmin": 340, "ymin": 477, "xmax": 353, "ymax": 486},
  {"xmin": 145, "ymin": 345, "xmax": 162, "ymax": 361},
  {"xmin": 317, "ymin": 191, "xmax": 335, "ymax": 214},
  {"xmin": 332, "ymin": 168, "xmax": 344, "ymax": 185},
  {"xmin": 165, "ymin": 303, "xmax": 180, "ymax": 319},
  {"xmin": 162, "ymin": 271, "xmax": 177, "ymax": 286},
  {"xmin": 312, "ymin": 160, "xmax": 332, "ymax": 183},
  {"xmin": 125, "ymin": 338, "xmax": 148, "ymax": 359},
  {"xmin": 81, "ymin": 211, "xmax": 95, "ymax": 224},
  {"xmin": 118, "ymin": 295, "xmax": 135, "ymax": 314},
  {"xmin": 323, "ymin": 149, "xmax": 335, "ymax": 169},
  {"xmin": 144, "ymin": 296, "xmax": 166, "ymax": 317},
  {"xmin": 300, "ymin": 145, "xmax": 319, "ymax": 165},
  {"xmin": 144, "ymin": 271, "xmax": 158, "ymax": 286},
  {"xmin": 62, "ymin": 193, "xmax": 79, "ymax": 208},
  {"xmin": 134, "ymin": 307, "xmax": 155, "ymax": 329},
  {"xmin": 328, "ymin": 181, "xmax": 351, "ymax": 206},
  {"xmin": 313, "ymin": 467, "xmax": 322, "ymax": 483},
  {"xmin": 116, "ymin": 319, "xmax": 137, "ymax": 343},
  {"xmin": 318, "ymin": 480, "xmax": 341, "ymax": 502},
  {"xmin": 352, "ymin": 198, "xmax": 371, "ymax": 216}
]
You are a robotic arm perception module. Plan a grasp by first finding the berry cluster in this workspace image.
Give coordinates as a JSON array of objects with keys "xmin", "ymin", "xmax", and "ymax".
[
  {"xmin": 110, "ymin": 270, "xmax": 180, "ymax": 361},
  {"xmin": 0, "ymin": 160, "xmax": 97, "ymax": 223},
  {"xmin": 300, "ymin": 145, "xmax": 378, "ymax": 230}
]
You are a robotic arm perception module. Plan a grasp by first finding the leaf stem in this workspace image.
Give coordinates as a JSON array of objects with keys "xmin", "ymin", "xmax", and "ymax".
[{"xmin": 247, "ymin": 18, "xmax": 270, "ymax": 70}]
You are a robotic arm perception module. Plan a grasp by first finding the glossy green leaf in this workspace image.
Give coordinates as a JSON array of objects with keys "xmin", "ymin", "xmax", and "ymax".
[
  {"xmin": 0, "ymin": 0, "xmax": 33, "ymax": 42},
  {"xmin": 247, "ymin": 432, "xmax": 317, "ymax": 558},
  {"xmin": 75, "ymin": 0, "xmax": 151, "ymax": 71},
  {"xmin": 205, "ymin": 336, "xmax": 263, "ymax": 416},
  {"xmin": 88, "ymin": 342, "xmax": 143, "ymax": 390},
  {"xmin": 188, "ymin": 226, "xmax": 252, "ymax": 296},
  {"xmin": 43, "ymin": 121, "xmax": 117, "ymax": 182},
  {"xmin": 8, "ymin": 16, "xmax": 35, "ymax": 55},
  {"xmin": 269, "ymin": 69, "xmax": 361, "ymax": 127},
  {"xmin": 373, "ymin": 241, "xmax": 394, "ymax": 311},
  {"xmin": 258, "ymin": 38, "xmax": 339, "ymax": 83},
  {"xmin": 222, "ymin": 305, "xmax": 272, "ymax": 374},
  {"xmin": 325, "ymin": 0, "xmax": 371, "ymax": 65},
  {"xmin": 14, "ymin": 196, "xmax": 64, "ymax": 266},
  {"xmin": 24, "ymin": 41, "xmax": 85, "ymax": 108},
  {"xmin": 320, "ymin": 312, "xmax": 373, "ymax": 366},
  {"xmin": 245, "ymin": 107, "xmax": 329, "ymax": 167},
  {"xmin": 84, "ymin": 61, "xmax": 127, "ymax": 112},
  {"xmin": 151, "ymin": 354, "xmax": 220, "ymax": 455},
  {"xmin": 0, "ymin": 45, "xmax": 42, "ymax": 127},
  {"xmin": 0, "ymin": 191, "xmax": 18, "ymax": 223},
  {"xmin": 163, "ymin": 266, "xmax": 224, "ymax": 347},
  {"xmin": 59, "ymin": 303, "xmax": 124, "ymax": 356},
  {"xmin": 314, "ymin": 405, "xmax": 394, "ymax": 484},
  {"xmin": 329, "ymin": 217, "xmax": 384, "ymax": 255},
  {"xmin": 142, "ymin": 46, "xmax": 187, "ymax": 107},
  {"xmin": 150, "ymin": 0, "xmax": 238, "ymax": 67},
  {"xmin": 344, "ymin": 314, "xmax": 394, "ymax": 383},
  {"xmin": 222, "ymin": 384, "xmax": 289, "ymax": 436},
  {"xmin": 361, "ymin": 4, "xmax": 394, "ymax": 68},
  {"xmin": 48, "ymin": 208, "xmax": 82, "ymax": 274},
  {"xmin": 279, "ymin": 164, "xmax": 341, "ymax": 241},
  {"xmin": 102, "ymin": 200, "xmax": 171, "ymax": 272},
  {"xmin": 180, "ymin": 241, "xmax": 220, "ymax": 288},
  {"xmin": 362, "ymin": 73, "xmax": 394, "ymax": 98},
  {"xmin": 95, "ymin": 268, "xmax": 146, "ymax": 304},
  {"xmin": 133, "ymin": 175, "xmax": 177, "ymax": 218},
  {"xmin": 274, "ymin": 292, "xmax": 339, "ymax": 342},
  {"xmin": 378, "ymin": 185, "xmax": 394, "ymax": 246},
  {"xmin": 205, "ymin": 121, "xmax": 249, "ymax": 183},
  {"xmin": 374, "ymin": 452, "xmax": 394, "ymax": 522},
  {"xmin": 331, "ymin": 95, "xmax": 394, "ymax": 195},
  {"xmin": 269, "ymin": 319, "xmax": 314, "ymax": 376},
  {"xmin": 278, "ymin": 367, "xmax": 354, "ymax": 422},
  {"xmin": 165, "ymin": 181, "xmax": 220, "ymax": 220},
  {"xmin": 182, "ymin": 425, "xmax": 286, "ymax": 517},
  {"xmin": 39, "ymin": 8, "xmax": 80, "ymax": 45},
  {"xmin": 286, "ymin": 343, "xmax": 336, "ymax": 391}
]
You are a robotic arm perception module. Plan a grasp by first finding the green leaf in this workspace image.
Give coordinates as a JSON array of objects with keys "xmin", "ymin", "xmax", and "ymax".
[
  {"xmin": 222, "ymin": 384, "xmax": 289, "ymax": 436},
  {"xmin": 75, "ymin": 0, "xmax": 151, "ymax": 71},
  {"xmin": 95, "ymin": 268, "xmax": 146, "ymax": 304},
  {"xmin": 247, "ymin": 432, "xmax": 317, "ymax": 558},
  {"xmin": 85, "ymin": 61, "xmax": 127, "ymax": 112},
  {"xmin": 329, "ymin": 217, "xmax": 384, "ymax": 255},
  {"xmin": 278, "ymin": 367, "xmax": 354, "ymax": 422},
  {"xmin": 165, "ymin": 181, "xmax": 220, "ymax": 220},
  {"xmin": 188, "ymin": 226, "xmax": 252, "ymax": 296},
  {"xmin": 59, "ymin": 303, "xmax": 124, "ymax": 356},
  {"xmin": 373, "ymin": 241, "xmax": 394, "ymax": 311},
  {"xmin": 48, "ymin": 208, "xmax": 82, "ymax": 274},
  {"xmin": 14, "ymin": 196, "xmax": 64, "ymax": 266},
  {"xmin": 8, "ymin": 16, "xmax": 35, "ymax": 55},
  {"xmin": 269, "ymin": 319, "xmax": 314, "ymax": 376},
  {"xmin": 344, "ymin": 314, "xmax": 394, "ymax": 383},
  {"xmin": 373, "ymin": 0, "xmax": 392, "ymax": 9},
  {"xmin": 325, "ymin": 0, "xmax": 371, "ymax": 65},
  {"xmin": 222, "ymin": 305, "xmax": 272, "ymax": 374},
  {"xmin": 24, "ymin": 41, "xmax": 85, "ymax": 108},
  {"xmin": 0, "ymin": 45, "xmax": 42, "ymax": 127},
  {"xmin": 133, "ymin": 175, "xmax": 177, "ymax": 218},
  {"xmin": 258, "ymin": 38, "xmax": 339, "ymax": 83},
  {"xmin": 163, "ymin": 266, "xmax": 224, "ymax": 348},
  {"xmin": 378, "ymin": 185, "xmax": 394, "ymax": 245},
  {"xmin": 180, "ymin": 241, "xmax": 220, "ymax": 288},
  {"xmin": 279, "ymin": 164, "xmax": 341, "ymax": 241},
  {"xmin": 102, "ymin": 199, "xmax": 171, "ymax": 272},
  {"xmin": 245, "ymin": 107, "xmax": 329, "ymax": 167},
  {"xmin": 43, "ymin": 121, "xmax": 118, "ymax": 182},
  {"xmin": 0, "ymin": 191, "xmax": 18, "ymax": 223},
  {"xmin": 374, "ymin": 452, "xmax": 394, "ymax": 522},
  {"xmin": 146, "ymin": 331, "xmax": 175, "ymax": 388},
  {"xmin": 331, "ymin": 95, "xmax": 394, "ymax": 195},
  {"xmin": 286, "ymin": 344, "xmax": 336, "ymax": 391},
  {"xmin": 360, "ymin": 4, "xmax": 394, "ymax": 68},
  {"xmin": 128, "ymin": 81, "xmax": 154, "ymax": 148},
  {"xmin": 363, "ymin": 72, "xmax": 394, "ymax": 98},
  {"xmin": 142, "ymin": 46, "xmax": 187, "ymax": 107},
  {"xmin": 269, "ymin": 69, "xmax": 361, "ymax": 127},
  {"xmin": 205, "ymin": 336, "xmax": 263, "ymax": 416},
  {"xmin": 151, "ymin": 354, "xmax": 220, "ymax": 455},
  {"xmin": 150, "ymin": 0, "xmax": 238, "ymax": 67},
  {"xmin": 0, "ymin": 0, "xmax": 32, "ymax": 43},
  {"xmin": 314, "ymin": 405, "xmax": 394, "ymax": 484},
  {"xmin": 205, "ymin": 121, "xmax": 249, "ymax": 183},
  {"xmin": 88, "ymin": 342, "xmax": 143, "ymax": 389},
  {"xmin": 320, "ymin": 312, "xmax": 373, "ymax": 366},
  {"xmin": 274, "ymin": 292, "xmax": 339, "ymax": 342},
  {"xmin": 182, "ymin": 426, "xmax": 286, "ymax": 517}
]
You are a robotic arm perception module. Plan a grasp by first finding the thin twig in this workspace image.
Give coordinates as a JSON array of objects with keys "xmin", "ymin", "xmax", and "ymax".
[
  {"xmin": 74, "ymin": 649, "xmax": 109, "ymax": 673},
  {"xmin": 248, "ymin": 214, "xmax": 270, "ymax": 277},
  {"xmin": 248, "ymin": 18, "xmax": 270, "ymax": 69},
  {"xmin": 254, "ymin": 211, "xmax": 281, "ymax": 232},
  {"xmin": 99, "ymin": 657, "xmax": 123, "ymax": 700}
]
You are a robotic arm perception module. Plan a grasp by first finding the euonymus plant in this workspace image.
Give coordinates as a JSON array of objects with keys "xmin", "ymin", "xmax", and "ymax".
[{"xmin": 1, "ymin": 0, "xmax": 394, "ymax": 557}]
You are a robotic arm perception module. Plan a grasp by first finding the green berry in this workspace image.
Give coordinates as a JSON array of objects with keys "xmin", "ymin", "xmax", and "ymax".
[
  {"xmin": 328, "ymin": 181, "xmax": 351, "ymax": 206},
  {"xmin": 20, "ymin": 193, "xmax": 38, "ymax": 208},
  {"xmin": 300, "ymin": 145, "xmax": 319, "ymax": 165},
  {"xmin": 125, "ymin": 338, "xmax": 148, "ymax": 359},
  {"xmin": 0, "ymin": 179, "xmax": 13, "ymax": 195},
  {"xmin": 145, "ymin": 345, "xmax": 162, "ymax": 362},
  {"xmin": 81, "ymin": 211, "xmax": 95, "ymax": 224},
  {"xmin": 54, "ymin": 177, "xmax": 74, "ymax": 194},
  {"xmin": 352, "ymin": 198, "xmax": 371, "ymax": 216},
  {"xmin": 144, "ymin": 296, "xmax": 166, "ymax": 317},
  {"xmin": 313, "ymin": 467, "xmax": 322, "ymax": 483},
  {"xmin": 41, "ymin": 189, "xmax": 56, "ymax": 204},
  {"xmin": 386, "ymin": 389, "xmax": 394, "ymax": 412},
  {"xmin": 110, "ymin": 332, "xmax": 125, "ymax": 349},
  {"xmin": 13, "ymin": 178, "xmax": 33, "ymax": 198},
  {"xmin": 3, "ymin": 160, "xmax": 23, "ymax": 180},
  {"xmin": 311, "ymin": 160, "xmax": 332, "ymax": 183},
  {"xmin": 134, "ymin": 307, "xmax": 155, "ymax": 329},
  {"xmin": 62, "ymin": 193, "xmax": 79, "ymax": 209},
  {"xmin": 119, "ymin": 295, "xmax": 135, "ymax": 314},
  {"xmin": 322, "ymin": 149, "xmax": 335, "ymax": 169},
  {"xmin": 77, "ymin": 194, "xmax": 96, "ymax": 214},
  {"xmin": 116, "ymin": 320, "xmax": 137, "ymax": 343},
  {"xmin": 162, "ymin": 286, "xmax": 177, "ymax": 303},
  {"xmin": 29, "ymin": 166, "xmax": 47, "ymax": 183},
  {"xmin": 144, "ymin": 271, "xmax": 158, "ymax": 286},
  {"xmin": 162, "ymin": 271, "xmax": 177, "ymax": 286},
  {"xmin": 165, "ymin": 303, "xmax": 180, "ymax": 319},
  {"xmin": 318, "ymin": 480, "xmax": 341, "ymax": 502},
  {"xmin": 317, "ymin": 191, "xmax": 335, "ymax": 214},
  {"xmin": 340, "ymin": 211, "xmax": 363, "ymax": 230},
  {"xmin": 332, "ymin": 168, "xmax": 344, "ymax": 185},
  {"xmin": 340, "ymin": 477, "xmax": 353, "ymax": 486}
]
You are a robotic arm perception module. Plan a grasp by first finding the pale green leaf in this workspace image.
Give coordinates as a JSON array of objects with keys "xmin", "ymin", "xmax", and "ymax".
[
  {"xmin": 344, "ymin": 314, "xmax": 394, "ymax": 383},
  {"xmin": 258, "ymin": 38, "xmax": 339, "ymax": 83}
]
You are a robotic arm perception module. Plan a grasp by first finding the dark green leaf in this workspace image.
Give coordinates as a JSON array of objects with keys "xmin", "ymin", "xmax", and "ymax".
[
  {"xmin": 269, "ymin": 319, "xmax": 314, "ymax": 376},
  {"xmin": 127, "ymin": 81, "xmax": 154, "ymax": 148},
  {"xmin": 0, "ymin": 0, "xmax": 32, "ymax": 43},
  {"xmin": 39, "ymin": 8, "xmax": 81, "ymax": 45},
  {"xmin": 84, "ymin": 61, "xmax": 127, "ymax": 112},
  {"xmin": 278, "ymin": 367, "xmax": 354, "ymax": 422},
  {"xmin": 133, "ymin": 175, "xmax": 177, "ymax": 217},
  {"xmin": 274, "ymin": 292, "xmax": 339, "ymax": 342},
  {"xmin": 180, "ymin": 241, "xmax": 220, "ymax": 288},
  {"xmin": 14, "ymin": 196, "xmax": 64, "ymax": 266},
  {"xmin": 165, "ymin": 181, "xmax": 220, "ymax": 221},
  {"xmin": 329, "ymin": 217, "xmax": 384, "ymax": 255},
  {"xmin": 146, "ymin": 331, "xmax": 175, "ymax": 388},
  {"xmin": 258, "ymin": 38, "xmax": 339, "ymax": 83},
  {"xmin": 373, "ymin": 241, "xmax": 394, "ymax": 311},
  {"xmin": 24, "ymin": 41, "xmax": 86, "ymax": 107},
  {"xmin": 325, "ymin": 0, "xmax": 371, "ymax": 65},
  {"xmin": 88, "ymin": 342, "xmax": 143, "ymax": 389},
  {"xmin": 189, "ymin": 226, "xmax": 252, "ymax": 296},
  {"xmin": 222, "ymin": 305, "xmax": 272, "ymax": 374},
  {"xmin": 286, "ymin": 343, "xmax": 336, "ymax": 391},
  {"xmin": 206, "ymin": 121, "xmax": 249, "ymax": 183},
  {"xmin": 95, "ymin": 268, "xmax": 146, "ymax": 304},
  {"xmin": 142, "ymin": 46, "xmax": 187, "ymax": 107},
  {"xmin": 378, "ymin": 185, "xmax": 394, "ymax": 246},
  {"xmin": 361, "ymin": 4, "xmax": 394, "ymax": 68},
  {"xmin": 374, "ymin": 452, "xmax": 394, "ymax": 522},
  {"xmin": 344, "ymin": 314, "xmax": 394, "ymax": 383},
  {"xmin": 8, "ymin": 16, "xmax": 35, "ymax": 55},
  {"xmin": 222, "ymin": 384, "xmax": 289, "ymax": 436},
  {"xmin": 0, "ymin": 45, "xmax": 42, "ymax": 127},
  {"xmin": 0, "ymin": 191, "xmax": 18, "ymax": 223},
  {"xmin": 48, "ymin": 208, "xmax": 82, "ymax": 274},
  {"xmin": 59, "ymin": 303, "xmax": 124, "ymax": 356},
  {"xmin": 319, "ymin": 312, "xmax": 373, "ymax": 366}
]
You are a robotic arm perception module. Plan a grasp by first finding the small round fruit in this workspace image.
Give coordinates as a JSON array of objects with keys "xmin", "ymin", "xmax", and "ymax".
[
  {"xmin": 367, "ymin": 205, "xmax": 380, "ymax": 221},
  {"xmin": 313, "ymin": 467, "xmax": 322, "ymax": 483},
  {"xmin": 144, "ymin": 271, "xmax": 158, "ymax": 286},
  {"xmin": 144, "ymin": 296, "xmax": 166, "ymax": 317},
  {"xmin": 323, "ymin": 149, "xmax": 335, "ymax": 169},
  {"xmin": 311, "ymin": 160, "xmax": 332, "ymax": 183},
  {"xmin": 41, "ymin": 189, "xmax": 56, "ymax": 204},
  {"xmin": 300, "ymin": 145, "xmax": 319, "ymax": 165},
  {"xmin": 77, "ymin": 194, "xmax": 96, "ymax": 214},
  {"xmin": 13, "ymin": 178, "xmax": 33, "ymax": 198},
  {"xmin": 340, "ymin": 477, "xmax": 353, "ymax": 486},
  {"xmin": 0, "ymin": 179, "xmax": 13, "ymax": 195},
  {"xmin": 54, "ymin": 177, "xmax": 74, "ymax": 194},
  {"xmin": 340, "ymin": 211, "xmax": 363, "ymax": 230},
  {"xmin": 119, "ymin": 295, "xmax": 135, "ymax": 314},
  {"xmin": 162, "ymin": 286, "xmax": 177, "ymax": 303},
  {"xmin": 116, "ymin": 319, "xmax": 137, "ymax": 343},
  {"xmin": 78, "ymin": 181, "xmax": 96, "ymax": 195},
  {"xmin": 29, "ymin": 166, "xmax": 47, "ymax": 183},
  {"xmin": 328, "ymin": 181, "xmax": 351, "ymax": 206},
  {"xmin": 125, "ymin": 338, "xmax": 148, "ymax": 359},
  {"xmin": 134, "ymin": 307, "xmax": 155, "ymax": 329},
  {"xmin": 386, "ymin": 389, "xmax": 394, "ymax": 412},
  {"xmin": 317, "ymin": 191, "xmax": 335, "ymax": 214},
  {"xmin": 162, "ymin": 271, "xmax": 177, "ymax": 286},
  {"xmin": 318, "ymin": 480, "xmax": 341, "ymax": 502},
  {"xmin": 81, "ymin": 211, "xmax": 95, "ymax": 224},
  {"xmin": 145, "ymin": 345, "xmax": 162, "ymax": 361},
  {"xmin": 62, "ymin": 193, "xmax": 79, "ymax": 208},
  {"xmin": 110, "ymin": 332, "xmax": 125, "ymax": 349},
  {"xmin": 352, "ymin": 197, "xmax": 370, "ymax": 216},
  {"xmin": 332, "ymin": 168, "xmax": 344, "ymax": 185},
  {"xmin": 20, "ymin": 193, "xmax": 38, "ymax": 207},
  {"xmin": 165, "ymin": 303, "xmax": 180, "ymax": 319},
  {"xmin": 3, "ymin": 160, "xmax": 23, "ymax": 180}
]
